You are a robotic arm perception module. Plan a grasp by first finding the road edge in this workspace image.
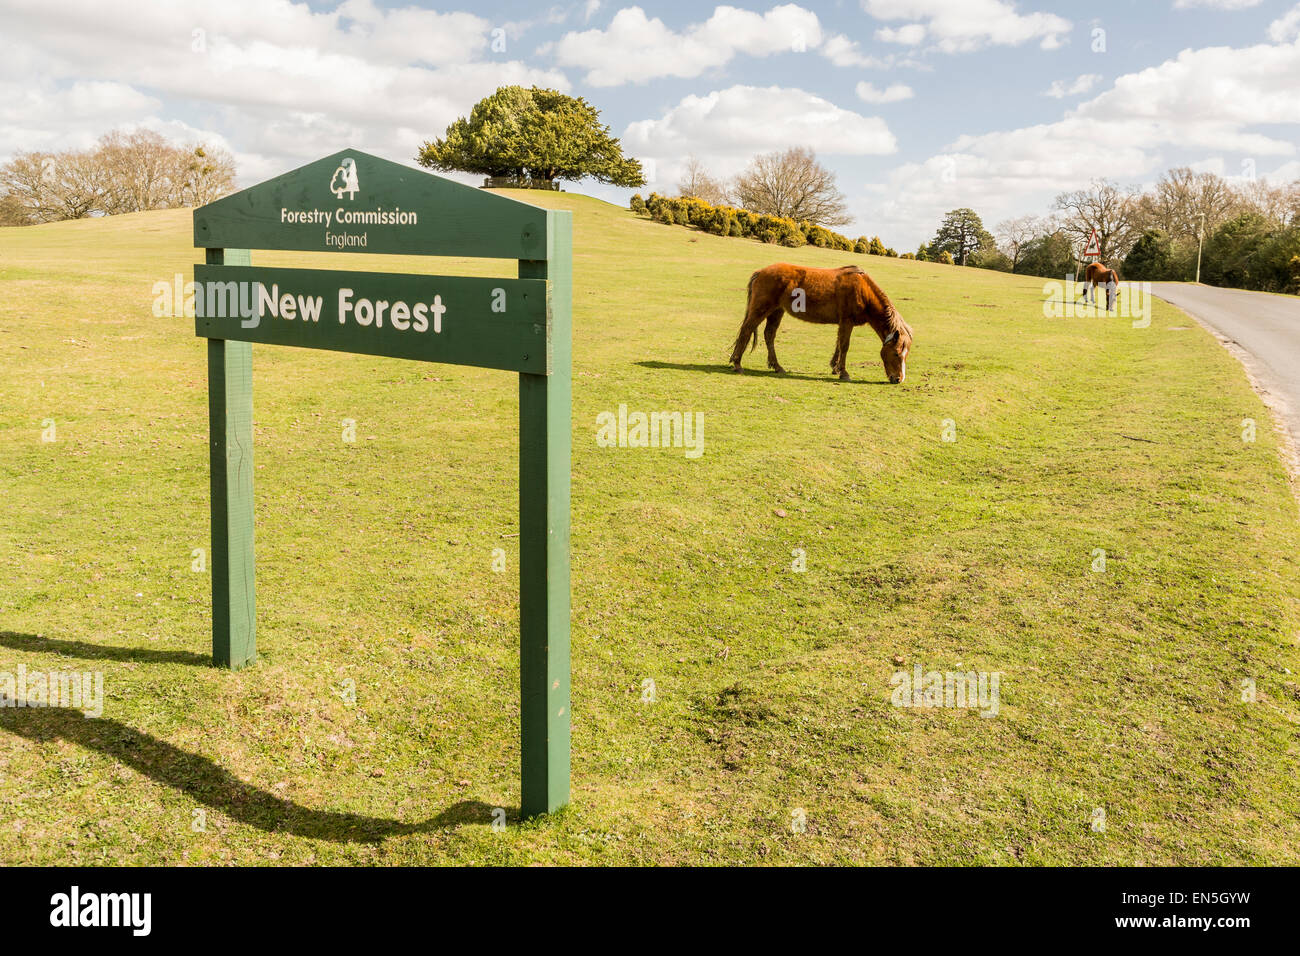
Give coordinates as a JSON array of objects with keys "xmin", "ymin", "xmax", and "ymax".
[{"xmin": 1156, "ymin": 293, "xmax": 1300, "ymax": 489}]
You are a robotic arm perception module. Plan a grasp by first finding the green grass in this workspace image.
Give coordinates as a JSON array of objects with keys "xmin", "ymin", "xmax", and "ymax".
[{"xmin": 2, "ymin": 192, "xmax": 1299, "ymax": 865}]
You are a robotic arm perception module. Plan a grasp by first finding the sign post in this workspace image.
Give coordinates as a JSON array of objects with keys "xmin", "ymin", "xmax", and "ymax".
[{"xmin": 193, "ymin": 150, "xmax": 572, "ymax": 816}]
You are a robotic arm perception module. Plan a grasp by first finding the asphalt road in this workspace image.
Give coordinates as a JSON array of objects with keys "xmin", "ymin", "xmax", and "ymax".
[{"xmin": 1151, "ymin": 283, "xmax": 1300, "ymax": 440}]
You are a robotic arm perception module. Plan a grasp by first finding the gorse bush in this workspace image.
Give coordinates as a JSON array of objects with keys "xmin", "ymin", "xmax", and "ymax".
[{"xmin": 631, "ymin": 193, "xmax": 898, "ymax": 255}]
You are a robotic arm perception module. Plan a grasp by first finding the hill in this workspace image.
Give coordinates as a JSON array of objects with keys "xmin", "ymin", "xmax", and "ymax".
[{"xmin": 1, "ymin": 192, "xmax": 1299, "ymax": 864}]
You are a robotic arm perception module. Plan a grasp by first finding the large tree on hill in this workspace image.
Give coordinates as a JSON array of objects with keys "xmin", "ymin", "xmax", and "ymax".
[
  {"xmin": 732, "ymin": 147, "xmax": 850, "ymax": 227},
  {"xmin": 930, "ymin": 207, "xmax": 993, "ymax": 266},
  {"xmin": 418, "ymin": 86, "xmax": 645, "ymax": 188}
]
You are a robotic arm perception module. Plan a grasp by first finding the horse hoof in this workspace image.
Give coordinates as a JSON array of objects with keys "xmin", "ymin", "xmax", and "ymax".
[
  {"xmin": 731, "ymin": 365, "xmax": 742, "ymax": 373},
  {"xmin": 838, "ymin": 372, "xmax": 850, "ymax": 382},
  {"xmin": 772, "ymin": 366, "xmax": 786, "ymax": 375}
]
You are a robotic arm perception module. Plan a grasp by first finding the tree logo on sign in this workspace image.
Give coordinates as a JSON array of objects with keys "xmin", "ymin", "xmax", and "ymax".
[{"xmin": 331, "ymin": 157, "xmax": 360, "ymax": 200}]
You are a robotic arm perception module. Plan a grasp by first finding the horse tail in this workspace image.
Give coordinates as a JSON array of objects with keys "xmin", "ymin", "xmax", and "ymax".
[{"xmin": 746, "ymin": 270, "xmax": 760, "ymax": 354}]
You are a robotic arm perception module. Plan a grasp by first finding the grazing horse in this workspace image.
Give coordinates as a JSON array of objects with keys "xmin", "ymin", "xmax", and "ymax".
[
  {"xmin": 729, "ymin": 263, "xmax": 912, "ymax": 383},
  {"xmin": 1081, "ymin": 261, "xmax": 1120, "ymax": 312}
]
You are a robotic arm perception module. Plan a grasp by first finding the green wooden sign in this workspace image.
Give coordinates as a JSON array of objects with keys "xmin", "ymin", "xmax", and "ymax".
[
  {"xmin": 194, "ymin": 149, "xmax": 572, "ymax": 817},
  {"xmin": 193, "ymin": 265, "xmax": 551, "ymax": 373}
]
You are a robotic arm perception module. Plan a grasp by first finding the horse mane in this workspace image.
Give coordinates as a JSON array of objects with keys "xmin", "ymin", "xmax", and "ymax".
[{"xmin": 852, "ymin": 266, "xmax": 910, "ymax": 340}]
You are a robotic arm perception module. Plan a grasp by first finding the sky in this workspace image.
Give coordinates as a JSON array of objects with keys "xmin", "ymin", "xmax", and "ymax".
[{"xmin": 2, "ymin": 0, "xmax": 1300, "ymax": 250}]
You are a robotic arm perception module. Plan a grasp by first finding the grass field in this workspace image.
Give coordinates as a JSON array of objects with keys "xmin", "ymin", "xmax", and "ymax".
[{"xmin": 2, "ymin": 190, "xmax": 1299, "ymax": 865}]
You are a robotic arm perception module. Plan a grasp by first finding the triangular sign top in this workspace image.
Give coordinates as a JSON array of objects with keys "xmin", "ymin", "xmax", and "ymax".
[{"xmin": 194, "ymin": 149, "xmax": 554, "ymax": 260}]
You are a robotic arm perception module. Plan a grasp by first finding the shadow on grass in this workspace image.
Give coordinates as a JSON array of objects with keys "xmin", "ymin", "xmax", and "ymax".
[
  {"xmin": 635, "ymin": 360, "xmax": 892, "ymax": 384},
  {"xmin": 0, "ymin": 631, "xmax": 210, "ymax": 667},
  {"xmin": 0, "ymin": 706, "xmax": 502, "ymax": 842}
]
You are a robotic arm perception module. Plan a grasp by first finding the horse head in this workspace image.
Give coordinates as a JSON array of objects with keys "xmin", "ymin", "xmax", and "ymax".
[
  {"xmin": 844, "ymin": 269, "xmax": 911, "ymax": 384},
  {"xmin": 881, "ymin": 318, "xmax": 911, "ymax": 384}
]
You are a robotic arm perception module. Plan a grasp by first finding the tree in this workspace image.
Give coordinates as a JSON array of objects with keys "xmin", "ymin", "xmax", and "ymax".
[
  {"xmin": 995, "ymin": 215, "xmax": 1046, "ymax": 272},
  {"xmin": 0, "ymin": 149, "xmax": 111, "ymax": 222},
  {"xmin": 1054, "ymin": 179, "xmax": 1139, "ymax": 261},
  {"xmin": 1236, "ymin": 176, "xmax": 1299, "ymax": 229},
  {"xmin": 732, "ymin": 147, "xmax": 849, "ymax": 227},
  {"xmin": 1132, "ymin": 167, "xmax": 1240, "ymax": 244},
  {"xmin": 968, "ymin": 245, "xmax": 1013, "ymax": 272},
  {"xmin": 677, "ymin": 155, "xmax": 729, "ymax": 206},
  {"xmin": 1122, "ymin": 229, "xmax": 1175, "ymax": 281},
  {"xmin": 1255, "ymin": 227, "xmax": 1300, "ymax": 293},
  {"xmin": 0, "ymin": 131, "xmax": 235, "ymax": 224},
  {"xmin": 0, "ymin": 191, "xmax": 33, "ymax": 226},
  {"xmin": 93, "ymin": 130, "xmax": 236, "ymax": 213},
  {"xmin": 1017, "ymin": 230, "xmax": 1076, "ymax": 279},
  {"xmin": 929, "ymin": 208, "xmax": 993, "ymax": 266},
  {"xmin": 1202, "ymin": 212, "xmax": 1274, "ymax": 289},
  {"xmin": 96, "ymin": 130, "xmax": 175, "ymax": 214},
  {"xmin": 171, "ymin": 144, "xmax": 237, "ymax": 207},
  {"xmin": 417, "ymin": 85, "xmax": 644, "ymax": 188}
]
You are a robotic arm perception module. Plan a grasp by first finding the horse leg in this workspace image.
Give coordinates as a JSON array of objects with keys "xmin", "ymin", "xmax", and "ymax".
[
  {"xmin": 763, "ymin": 311, "xmax": 785, "ymax": 373},
  {"xmin": 729, "ymin": 307, "xmax": 767, "ymax": 372},
  {"xmin": 833, "ymin": 322, "xmax": 853, "ymax": 381}
]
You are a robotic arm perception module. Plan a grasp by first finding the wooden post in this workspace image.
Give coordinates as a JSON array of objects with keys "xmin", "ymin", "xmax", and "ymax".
[
  {"xmin": 206, "ymin": 248, "xmax": 256, "ymax": 669},
  {"xmin": 518, "ymin": 210, "xmax": 572, "ymax": 817}
]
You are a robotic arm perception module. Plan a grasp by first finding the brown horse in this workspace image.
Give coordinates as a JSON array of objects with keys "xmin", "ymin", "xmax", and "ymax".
[
  {"xmin": 1081, "ymin": 261, "xmax": 1120, "ymax": 312},
  {"xmin": 729, "ymin": 263, "xmax": 912, "ymax": 383}
]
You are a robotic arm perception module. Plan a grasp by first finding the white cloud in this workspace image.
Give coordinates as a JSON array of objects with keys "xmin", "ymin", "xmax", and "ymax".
[
  {"xmin": 0, "ymin": 0, "xmax": 567, "ymax": 178},
  {"xmin": 820, "ymin": 33, "xmax": 889, "ymax": 67},
  {"xmin": 1045, "ymin": 73, "xmax": 1102, "ymax": 98},
  {"xmin": 1173, "ymin": 1, "xmax": 1262, "ymax": 10},
  {"xmin": 863, "ymin": 0, "xmax": 1072, "ymax": 53},
  {"xmin": 547, "ymin": 4, "xmax": 822, "ymax": 86},
  {"xmin": 855, "ymin": 81, "xmax": 914, "ymax": 103},
  {"xmin": 868, "ymin": 37, "xmax": 1300, "ymax": 249},
  {"xmin": 623, "ymin": 84, "xmax": 897, "ymax": 190},
  {"xmin": 1269, "ymin": 4, "xmax": 1300, "ymax": 41},
  {"xmin": 877, "ymin": 24, "xmax": 927, "ymax": 46}
]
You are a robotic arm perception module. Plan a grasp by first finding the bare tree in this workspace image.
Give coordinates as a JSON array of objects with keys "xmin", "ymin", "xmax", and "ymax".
[
  {"xmin": 1235, "ymin": 176, "xmax": 1299, "ymax": 229},
  {"xmin": 170, "ymin": 143, "xmax": 237, "ymax": 207},
  {"xmin": 733, "ymin": 147, "xmax": 850, "ymax": 226},
  {"xmin": 1053, "ymin": 179, "xmax": 1140, "ymax": 261},
  {"xmin": 0, "ymin": 191, "xmax": 34, "ymax": 226},
  {"xmin": 0, "ymin": 153, "xmax": 56, "ymax": 221},
  {"xmin": 0, "ymin": 130, "xmax": 236, "ymax": 224},
  {"xmin": 0, "ymin": 150, "xmax": 112, "ymax": 222},
  {"xmin": 97, "ymin": 129, "xmax": 177, "ymax": 214},
  {"xmin": 1132, "ymin": 167, "xmax": 1240, "ymax": 243},
  {"xmin": 677, "ymin": 155, "xmax": 730, "ymax": 206}
]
